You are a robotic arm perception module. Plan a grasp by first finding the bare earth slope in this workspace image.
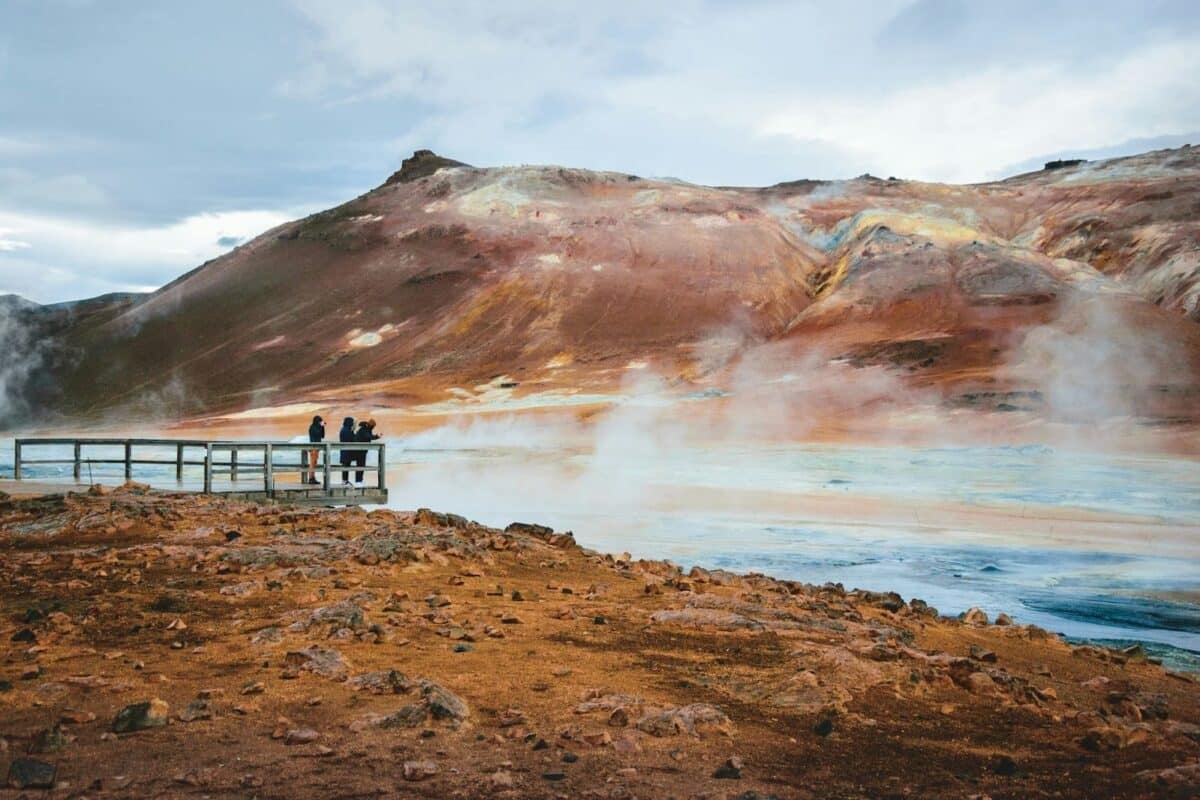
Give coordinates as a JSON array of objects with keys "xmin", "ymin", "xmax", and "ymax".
[
  {"xmin": 22, "ymin": 146, "xmax": 1200, "ymax": 424},
  {"xmin": 1, "ymin": 486, "xmax": 1198, "ymax": 798}
]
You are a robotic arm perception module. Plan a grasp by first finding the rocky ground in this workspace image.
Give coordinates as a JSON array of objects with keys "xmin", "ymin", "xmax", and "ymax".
[{"xmin": 1, "ymin": 485, "xmax": 1198, "ymax": 799}]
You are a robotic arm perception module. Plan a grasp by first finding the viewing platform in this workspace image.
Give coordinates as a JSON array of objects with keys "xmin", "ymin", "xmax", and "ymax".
[{"xmin": 5, "ymin": 438, "xmax": 388, "ymax": 506}]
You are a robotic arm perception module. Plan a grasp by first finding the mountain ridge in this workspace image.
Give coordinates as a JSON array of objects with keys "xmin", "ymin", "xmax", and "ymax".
[{"xmin": 8, "ymin": 145, "xmax": 1200, "ymax": 428}]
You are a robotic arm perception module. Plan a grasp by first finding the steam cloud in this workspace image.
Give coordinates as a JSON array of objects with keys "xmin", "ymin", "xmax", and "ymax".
[{"xmin": 0, "ymin": 302, "xmax": 47, "ymax": 423}]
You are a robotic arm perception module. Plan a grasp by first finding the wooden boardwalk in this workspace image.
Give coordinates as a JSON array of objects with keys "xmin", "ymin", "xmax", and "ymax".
[{"xmin": 7, "ymin": 438, "xmax": 388, "ymax": 507}]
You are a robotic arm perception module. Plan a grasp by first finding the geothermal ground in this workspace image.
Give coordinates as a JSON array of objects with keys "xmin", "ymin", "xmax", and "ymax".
[{"xmin": 1, "ymin": 486, "xmax": 1199, "ymax": 798}]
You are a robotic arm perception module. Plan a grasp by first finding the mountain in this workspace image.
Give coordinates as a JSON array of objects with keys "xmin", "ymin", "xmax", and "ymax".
[{"xmin": 12, "ymin": 146, "xmax": 1200, "ymax": 426}]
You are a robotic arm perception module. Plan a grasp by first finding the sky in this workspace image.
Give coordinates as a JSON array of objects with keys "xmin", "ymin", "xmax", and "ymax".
[{"xmin": 1, "ymin": 0, "xmax": 1199, "ymax": 304}]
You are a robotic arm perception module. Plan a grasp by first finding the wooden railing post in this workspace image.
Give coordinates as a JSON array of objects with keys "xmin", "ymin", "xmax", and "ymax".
[
  {"xmin": 123, "ymin": 441, "xmax": 132, "ymax": 480},
  {"xmin": 176, "ymin": 444, "xmax": 184, "ymax": 481},
  {"xmin": 230, "ymin": 448, "xmax": 239, "ymax": 482},
  {"xmin": 13, "ymin": 440, "xmax": 21, "ymax": 480},
  {"xmin": 377, "ymin": 443, "xmax": 386, "ymax": 490},
  {"xmin": 264, "ymin": 444, "xmax": 274, "ymax": 495},
  {"xmin": 73, "ymin": 442, "xmax": 82, "ymax": 480},
  {"xmin": 323, "ymin": 443, "xmax": 331, "ymax": 491},
  {"xmin": 203, "ymin": 443, "xmax": 213, "ymax": 494}
]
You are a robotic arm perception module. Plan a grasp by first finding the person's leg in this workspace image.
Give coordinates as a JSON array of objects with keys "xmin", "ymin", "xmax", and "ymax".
[
  {"xmin": 309, "ymin": 449, "xmax": 319, "ymax": 484},
  {"xmin": 355, "ymin": 451, "xmax": 365, "ymax": 483}
]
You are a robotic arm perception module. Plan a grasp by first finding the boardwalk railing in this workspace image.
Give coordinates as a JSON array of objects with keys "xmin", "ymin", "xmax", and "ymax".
[{"xmin": 12, "ymin": 437, "xmax": 386, "ymax": 501}]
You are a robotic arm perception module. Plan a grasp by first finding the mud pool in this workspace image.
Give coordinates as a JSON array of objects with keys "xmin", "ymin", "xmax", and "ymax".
[{"xmin": 387, "ymin": 439, "xmax": 1200, "ymax": 670}]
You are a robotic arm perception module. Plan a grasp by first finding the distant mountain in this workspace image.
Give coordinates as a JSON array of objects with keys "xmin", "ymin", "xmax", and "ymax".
[{"xmin": 12, "ymin": 146, "xmax": 1200, "ymax": 426}]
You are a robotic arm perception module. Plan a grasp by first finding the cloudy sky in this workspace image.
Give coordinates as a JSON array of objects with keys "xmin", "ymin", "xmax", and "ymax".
[{"xmin": 2, "ymin": 0, "xmax": 1198, "ymax": 303}]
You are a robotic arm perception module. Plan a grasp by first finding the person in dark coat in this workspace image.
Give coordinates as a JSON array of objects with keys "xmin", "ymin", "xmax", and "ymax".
[
  {"xmin": 304, "ymin": 415, "xmax": 324, "ymax": 485},
  {"xmin": 339, "ymin": 417, "xmax": 356, "ymax": 485},
  {"xmin": 354, "ymin": 418, "xmax": 380, "ymax": 484}
]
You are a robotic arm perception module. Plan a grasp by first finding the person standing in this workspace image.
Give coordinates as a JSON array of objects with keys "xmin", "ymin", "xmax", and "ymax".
[
  {"xmin": 304, "ymin": 415, "xmax": 324, "ymax": 485},
  {"xmin": 354, "ymin": 418, "xmax": 380, "ymax": 485},
  {"xmin": 339, "ymin": 417, "xmax": 356, "ymax": 486}
]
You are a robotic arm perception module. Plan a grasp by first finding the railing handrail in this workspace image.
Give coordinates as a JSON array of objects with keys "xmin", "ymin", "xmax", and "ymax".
[
  {"xmin": 15, "ymin": 437, "xmax": 383, "ymax": 448},
  {"xmin": 12, "ymin": 437, "xmax": 387, "ymax": 498}
]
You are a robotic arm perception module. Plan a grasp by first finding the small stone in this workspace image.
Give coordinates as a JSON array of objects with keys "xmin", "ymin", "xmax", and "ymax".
[
  {"xmin": 178, "ymin": 700, "xmax": 214, "ymax": 722},
  {"xmin": 284, "ymin": 728, "xmax": 320, "ymax": 745},
  {"xmin": 402, "ymin": 760, "xmax": 438, "ymax": 781},
  {"xmin": 593, "ymin": 616, "xmax": 607, "ymax": 625},
  {"xmin": 713, "ymin": 756, "xmax": 743, "ymax": 779},
  {"xmin": 453, "ymin": 643, "xmax": 474, "ymax": 653},
  {"xmin": 284, "ymin": 647, "xmax": 352, "ymax": 681},
  {"xmin": 499, "ymin": 709, "xmax": 527, "ymax": 728},
  {"xmin": 542, "ymin": 771, "xmax": 567, "ymax": 781},
  {"xmin": 60, "ymin": 709, "xmax": 97, "ymax": 725},
  {"xmin": 969, "ymin": 645, "xmax": 997, "ymax": 663},
  {"xmin": 112, "ymin": 698, "xmax": 169, "ymax": 733},
  {"xmin": 813, "ymin": 716, "xmax": 834, "ymax": 737},
  {"xmin": 995, "ymin": 613, "xmax": 1013, "ymax": 626},
  {"xmin": 582, "ymin": 730, "xmax": 612, "ymax": 747},
  {"xmin": 965, "ymin": 672, "xmax": 998, "ymax": 695},
  {"xmin": 562, "ymin": 751, "xmax": 578, "ymax": 763},
  {"xmin": 488, "ymin": 770, "xmax": 514, "ymax": 789},
  {"xmin": 7, "ymin": 758, "xmax": 57, "ymax": 790},
  {"xmin": 992, "ymin": 754, "xmax": 1018, "ymax": 776},
  {"xmin": 31, "ymin": 725, "xmax": 69, "ymax": 754},
  {"xmin": 961, "ymin": 607, "xmax": 989, "ymax": 626},
  {"xmin": 241, "ymin": 680, "xmax": 266, "ymax": 695}
]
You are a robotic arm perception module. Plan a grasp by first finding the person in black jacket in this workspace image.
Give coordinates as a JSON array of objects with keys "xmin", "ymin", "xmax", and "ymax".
[
  {"xmin": 339, "ymin": 417, "xmax": 356, "ymax": 485},
  {"xmin": 304, "ymin": 415, "xmax": 324, "ymax": 485},
  {"xmin": 354, "ymin": 418, "xmax": 380, "ymax": 485}
]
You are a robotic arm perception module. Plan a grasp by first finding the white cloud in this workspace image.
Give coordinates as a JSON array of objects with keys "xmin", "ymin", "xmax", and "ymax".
[
  {"xmin": 0, "ymin": 228, "xmax": 31, "ymax": 252},
  {"xmin": 761, "ymin": 39, "xmax": 1200, "ymax": 183},
  {"xmin": 288, "ymin": 1, "xmax": 1200, "ymax": 184},
  {"xmin": 0, "ymin": 208, "xmax": 307, "ymax": 303}
]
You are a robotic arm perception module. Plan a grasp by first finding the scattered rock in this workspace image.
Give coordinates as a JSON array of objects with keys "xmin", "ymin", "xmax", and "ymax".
[
  {"xmin": 112, "ymin": 698, "xmax": 169, "ymax": 733},
  {"xmin": 178, "ymin": 700, "xmax": 215, "ymax": 722},
  {"xmin": 284, "ymin": 647, "xmax": 352, "ymax": 681},
  {"xmin": 402, "ymin": 760, "xmax": 439, "ymax": 781},
  {"xmin": 969, "ymin": 645, "xmax": 997, "ymax": 663},
  {"xmin": 284, "ymin": 728, "xmax": 320, "ymax": 745},
  {"xmin": 349, "ymin": 667, "xmax": 407, "ymax": 693},
  {"xmin": 713, "ymin": 756, "xmax": 744, "ymax": 779},
  {"xmin": 488, "ymin": 770, "xmax": 514, "ymax": 790},
  {"xmin": 636, "ymin": 704, "xmax": 733, "ymax": 738},
  {"xmin": 7, "ymin": 758, "xmax": 57, "ymax": 790},
  {"xmin": 961, "ymin": 608, "xmax": 989, "ymax": 626},
  {"xmin": 59, "ymin": 709, "xmax": 96, "ymax": 725}
]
